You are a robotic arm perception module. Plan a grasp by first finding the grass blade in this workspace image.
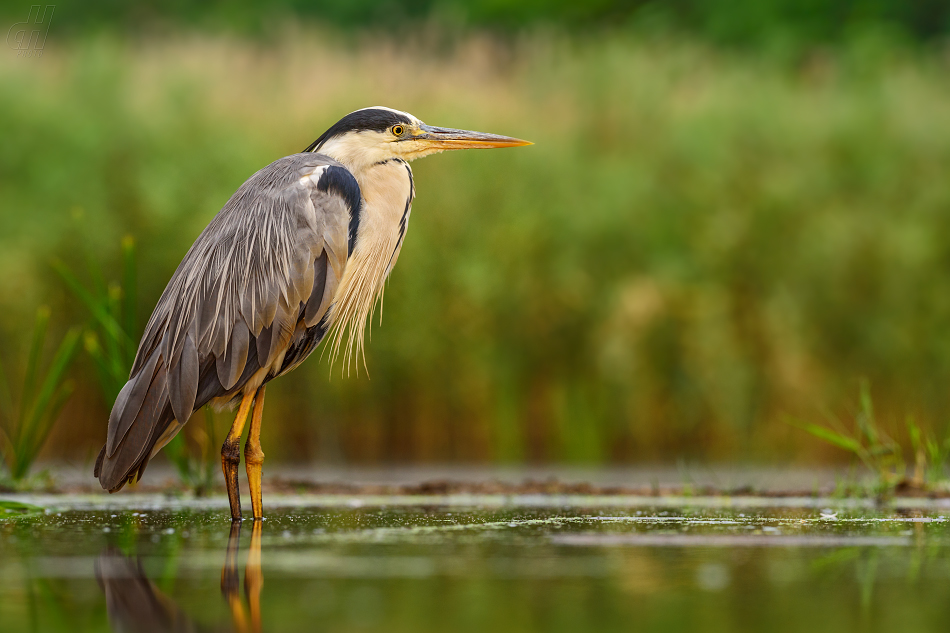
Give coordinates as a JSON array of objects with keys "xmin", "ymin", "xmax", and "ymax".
[
  {"xmin": 0, "ymin": 424, "xmax": 11, "ymax": 475},
  {"xmin": 24, "ymin": 383, "xmax": 75, "ymax": 472},
  {"xmin": 121, "ymin": 235, "xmax": 137, "ymax": 367},
  {"xmin": 83, "ymin": 332, "xmax": 123, "ymax": 401},
  {"xmin": 18, "ymin": 328, "xmax": 81, "ymax": 474},
  {"xmin": 51, "ymin": 259, "xmax": 131, "ymax": 349},
  {"xmin": 83, "ymin": 251, "xmax": 107, "ymax": 298},
  {"xmin": 798, "ymin": 423, "xmax": 863, "ymax": 453},
  {"xmin": 104, "ymin": 282, "xmax": 123, "ymax": 379},
  {"xmin": 0, "ymin": 353, "xmax": 15, "ymax": 423},
  {"xmin": 21, "ymin": 307, "xmax": 51, "ymax": 419},
  {"xmin": 858, "ymin": 378, "xmax": 878, "ymax": 445}
]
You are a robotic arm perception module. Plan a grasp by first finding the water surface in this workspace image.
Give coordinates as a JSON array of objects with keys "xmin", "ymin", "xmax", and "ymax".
[{"xmin": 1, "ymin": 496, "xmax": 948, "ymax": 632}]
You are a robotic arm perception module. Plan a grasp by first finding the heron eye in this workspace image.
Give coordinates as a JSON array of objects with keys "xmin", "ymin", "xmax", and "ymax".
[{"xmin": 391, "ymin": 125, "xmax": 405, "ymax": 136}]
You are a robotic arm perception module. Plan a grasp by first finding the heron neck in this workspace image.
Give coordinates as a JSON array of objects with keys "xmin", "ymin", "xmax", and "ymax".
[
  {"xmin": 351, "ymin": 157, "xmax": 414, "ymax": 276},
  {"xmin": 324, "ymin": 158, "xmax": 414, "ymax": 371}
]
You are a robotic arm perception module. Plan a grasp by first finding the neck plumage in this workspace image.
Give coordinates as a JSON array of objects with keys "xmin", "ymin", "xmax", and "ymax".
[{"xmin": 325, "ymin": 157, "xmax": 415, "ymax": 373}]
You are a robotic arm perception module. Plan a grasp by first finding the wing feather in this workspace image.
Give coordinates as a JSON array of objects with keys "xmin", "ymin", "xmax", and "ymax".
[
  {"xmin": 196, "ymin": 278, "xmax": 222, "ymax": 352},
  {"xmin": 217, "ymin": 318, "xmax": 249, "ymax": 391},
  {"xmin": 304, "ymin": 252, "xmax": 332, "ymax": 327},
  {"xmin": 97, "ymin": 358, "xmax": 172, "ymax": 491},
  {"xmin": 168, "ymin": 331, "xmax": 198, "ymax": 425},
  {"xmin": 106, "ymin": 349, "xmax": 160, "ymax": 457}
]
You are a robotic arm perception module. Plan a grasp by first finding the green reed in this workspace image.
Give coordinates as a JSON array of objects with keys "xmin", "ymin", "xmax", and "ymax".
[{"xmin": 0, "ymin": 309, "xmax": 80, "ymax": 483}]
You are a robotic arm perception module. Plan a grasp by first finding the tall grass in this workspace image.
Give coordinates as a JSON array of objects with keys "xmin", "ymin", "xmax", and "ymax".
[
  {"xmin": 0, "ymin": 309, "xmax": 80, "ymax": 482},
  {"xmin": 3, "ymin": 31, "xmax": 950, "ymax": 464}
]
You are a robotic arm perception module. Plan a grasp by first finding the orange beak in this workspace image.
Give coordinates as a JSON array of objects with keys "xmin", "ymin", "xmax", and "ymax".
[{"xmin": 415, "ymin": 124, "xmax": 533, "ymax": 150}]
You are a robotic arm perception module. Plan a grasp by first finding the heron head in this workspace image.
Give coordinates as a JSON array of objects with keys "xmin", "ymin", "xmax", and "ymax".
[{"xmin": 305, "ymin": 107, "xmax": 531, "ymax": 171}]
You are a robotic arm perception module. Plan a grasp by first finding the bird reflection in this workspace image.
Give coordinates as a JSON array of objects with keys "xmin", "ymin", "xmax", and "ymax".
[
  {"xmin": 221, "ymin": 521, "xmax": 263, "ymax": 633},
  {"xmin": 95, "ymin": 521, "xmax": 263, "ymax": 633}
]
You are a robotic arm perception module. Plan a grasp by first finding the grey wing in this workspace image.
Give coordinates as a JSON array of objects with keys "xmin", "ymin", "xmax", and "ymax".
[{"xmin": 95, "ymin": 154, "xmax": 360, "ymax": 492}]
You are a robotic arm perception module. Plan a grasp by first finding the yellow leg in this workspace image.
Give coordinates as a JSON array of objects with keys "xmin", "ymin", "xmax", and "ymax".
[
  {"xmin": 245, "ymin": 520, "xmax": 263, "ymax": 633},
  {"xmin": 245, "ymin": 385, "xmax": 266, "ymax": 520},
  {"xmin": 222, "ymin": 391, "xmax": 255, "ymax": 521}
]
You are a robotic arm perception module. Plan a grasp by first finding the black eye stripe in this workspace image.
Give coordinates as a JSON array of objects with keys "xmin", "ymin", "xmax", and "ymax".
[{"xmin": 304, "ymin": 108, "xmax": 414, "ymax": 152}]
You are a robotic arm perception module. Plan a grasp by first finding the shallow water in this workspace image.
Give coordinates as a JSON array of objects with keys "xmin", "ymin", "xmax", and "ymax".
[{"xmin": 2, "ymin": 496, "xmax": 949, "ymax": 632}]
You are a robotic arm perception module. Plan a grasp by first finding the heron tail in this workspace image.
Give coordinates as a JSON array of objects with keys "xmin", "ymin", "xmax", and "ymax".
[{"xmin": 94, "ymin": 354, "xmax": 176, "ymax": 492}]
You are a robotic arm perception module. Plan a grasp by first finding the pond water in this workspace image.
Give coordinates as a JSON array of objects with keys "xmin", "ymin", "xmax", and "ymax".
[{"xmin": 1, "ymin": 495, "xmax": 948, "ymax": 632}]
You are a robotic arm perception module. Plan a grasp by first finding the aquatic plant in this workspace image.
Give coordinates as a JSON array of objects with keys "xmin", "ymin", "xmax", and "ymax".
[
  {"xmin": 906, "ymin": 417, "xmax": 950, "ymax": 490},
  {"xmin": 796, "ymin": 380, "xmax": 950, "ymax": 495},
  {"xmin": 0, "ymin": 308, "xmax": 80, "ymax": 483},
  {"xmin": 0, "ymin": 500, "xmax": 44, "ymax": 520}
]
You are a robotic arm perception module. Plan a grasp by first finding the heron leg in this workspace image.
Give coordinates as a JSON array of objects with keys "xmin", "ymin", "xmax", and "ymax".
[
  {"xmin": 222, "ymin": 391, "xmax": 255, "ymax": 521},
  {"xmin": 244, "ymin": 385, "xmax": 266, "ymax": 520}
]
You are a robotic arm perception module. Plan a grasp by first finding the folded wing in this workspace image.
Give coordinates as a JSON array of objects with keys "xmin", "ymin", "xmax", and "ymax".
[{"xmin": 95, "ymin": 154, "xmax": 360, "ymax": 491}]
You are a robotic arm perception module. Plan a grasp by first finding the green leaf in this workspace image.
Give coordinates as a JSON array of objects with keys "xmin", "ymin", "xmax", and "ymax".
[
  {"xmin": 85, "ymin": 331, "xmax": 124, "ymax": 401},
  {"xmin": 22, "ymin": 307, "xmax": 51, "ymax": 420},
  {"xmin": 17, "ymin": 328, "xmax": 81, "ymax": 477},
  {"xmin": 799, "ymin": 423, "xmax": 863, "ymax": 453},
  {"xmin": 26, "ymin": 382, "xmax": 75, "ymax": 465},
  {"xmin": 0, "ymin": 352, "xmax": 15, "ymax": 424},
  {"xmin": 907, "ymin": 417, "xmax": 921, "ymax": 453},
  {"xmin": 104, "ymin": 283, "xmax": 123, "ymax": 373},
  {"xmin": 857, "ymin": 378, "xmax": 878, "ymax": 445},
  {"xmin": 84, "ymin": 251, "xmax": 108, "ymax": 298},
  {"xmin": 0, "ymin": 426, "xmax": 11, "ymax": 474},
  {"xmin": 121, "ymin": 235, "xmax": 138, "ymax": 367},
  {"xmin": 0, "ymin": 499, "xmax": 44, "ymax": 521}
]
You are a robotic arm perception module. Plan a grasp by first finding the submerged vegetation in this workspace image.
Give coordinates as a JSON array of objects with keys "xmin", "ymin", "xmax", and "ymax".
[{"xmin": 2, "ymin": 28, "xmax": 950, "ymax": 466}]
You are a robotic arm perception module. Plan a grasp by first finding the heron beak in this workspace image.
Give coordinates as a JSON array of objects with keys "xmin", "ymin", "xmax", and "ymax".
[{"xmin": 416, "ymin": 125, "xmax": 532, "ymax": 150}]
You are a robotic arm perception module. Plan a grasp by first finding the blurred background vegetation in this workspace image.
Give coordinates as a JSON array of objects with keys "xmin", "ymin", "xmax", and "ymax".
[{"xmin": 2, "ymin": 1, "xmax": 950, "ymax": 472}]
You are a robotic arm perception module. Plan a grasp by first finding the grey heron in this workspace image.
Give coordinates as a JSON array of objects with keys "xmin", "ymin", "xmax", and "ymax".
[{"xmin": 94, "ymin": 107, "xmax": 530, "ymax": 520}]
